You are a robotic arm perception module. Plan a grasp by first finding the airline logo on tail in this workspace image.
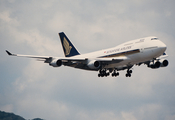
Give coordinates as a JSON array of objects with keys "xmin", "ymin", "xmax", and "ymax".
[{"xmin": 63, "ymin": 37, "xmax": 72, "ymax": 55}]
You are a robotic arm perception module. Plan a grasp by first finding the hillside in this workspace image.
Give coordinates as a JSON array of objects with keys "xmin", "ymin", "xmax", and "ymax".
[{"xmin": 0, "ymin": 111, "xmax": 44, "ymax": 120}]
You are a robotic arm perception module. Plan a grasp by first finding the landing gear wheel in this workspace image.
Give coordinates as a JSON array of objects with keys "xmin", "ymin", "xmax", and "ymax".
[
  {"xmin": 105, "ymin": 73, "xmax": 108, "ymax": 77},
  {"xmin": 111, "ymin": 71, "xmax": 119, "ymax": 77},
  {"xmin": 129, "ymin": 70, "xmax": 132, "ymax": 73},
  {"xmin": 128, "ymin": 73, "xmax": 131, "ymax": 77},
  {"xmin": 116, "ymin": 72, "xmax": 119, "ymax": 76},
  {"xmin": 126, "ymin": 68, "xmax": 133, "ymax": 77},
  {"xmin": 98, "ymin": 69, "xmax": 111, "ymax": 77},
  {"xmin": 126, "ymin": 74, "xmax": 128, "ymax": 77},
  {"xmin": 107, "ymin": 72, "xmax": 110, "ymax": 76},
  {"xmin": 126, "ymin": 73, "xmax": 131, "ymax": 77},
  {"xmin": 101, "ymin": 74, "xmax": 104, "ymax": 77}
]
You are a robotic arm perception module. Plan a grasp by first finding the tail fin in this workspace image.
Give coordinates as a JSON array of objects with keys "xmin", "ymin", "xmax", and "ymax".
[{"xmin": 59, "ymin": 32, "xmax": 80, "ymax": 57}]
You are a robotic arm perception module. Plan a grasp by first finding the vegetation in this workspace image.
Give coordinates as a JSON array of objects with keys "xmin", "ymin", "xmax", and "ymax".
[{"xmin": 0, "ymin": 111, "xmax": 44, "ymax": 120}]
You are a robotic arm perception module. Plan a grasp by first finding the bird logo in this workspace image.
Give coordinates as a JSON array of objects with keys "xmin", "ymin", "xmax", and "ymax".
[{"xmin": 63, "ymin": 37, "xmax": 72, "ymax": 56}]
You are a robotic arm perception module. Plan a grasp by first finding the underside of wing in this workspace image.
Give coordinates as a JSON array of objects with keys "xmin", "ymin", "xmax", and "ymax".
[
  {"xmin": 55, "ymin": 56, "xmax": 129, "ymax": 70},
  {"xmin": 58, "ymin": 56, "xmax": 128, "ymax": 65}
]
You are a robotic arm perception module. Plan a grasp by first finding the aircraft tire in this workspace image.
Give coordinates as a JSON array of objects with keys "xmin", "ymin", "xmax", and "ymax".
[
  {"xmin": 126, "ymin": 73, "xmax": 131, "ymax": 77},
  {"xmin": 129, "ymin": 70, "xmax": 132, "ymax": 73},
  {"xmin": 128, "ymin": 74, "xmax": 131, "ymax": 77},
  {"xmin": 116, "ymin": 72, "xmax": 119, "ymax": 76},
  {"xmin": 126, "ymin": 74, "xmax": 128, "ymax": 77},
  {"xmin": 101, "ymin": 74, "xmax": 104, "ymax": 77}
]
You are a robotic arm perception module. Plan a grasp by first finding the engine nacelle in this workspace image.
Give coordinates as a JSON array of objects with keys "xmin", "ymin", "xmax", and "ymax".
[
  {"xmin": 87, "ymin": 60, "xmax": 100, "ymax": 69},
  {"xmin": 148, "ymin": 59, "xmax": 168, "ymax": 69},
  {"xmin": 49, "ymin": 59, "xmax": 62, "ymax": 67},
  {"xmin": 160, "ymin": 59, "xmax": 169, "ymax": 67},
  {"xmin": 154, "ymin": 61, "xmax": 161, "ymax": 68},
  {"xmin": 148, "ymin": 61, "xmax": 160, "ymax": 69}
]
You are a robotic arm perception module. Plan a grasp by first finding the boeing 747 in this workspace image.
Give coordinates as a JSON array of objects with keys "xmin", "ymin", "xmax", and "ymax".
[{"xmin": 6, "ymin": 32, "xmax": 169, "ymax": 77}]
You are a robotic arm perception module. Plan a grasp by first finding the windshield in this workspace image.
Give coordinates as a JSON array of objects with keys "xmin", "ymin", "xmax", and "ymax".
[{"xmin": 151, "ymin": 38, "xmax": 158, "ymax": 40}]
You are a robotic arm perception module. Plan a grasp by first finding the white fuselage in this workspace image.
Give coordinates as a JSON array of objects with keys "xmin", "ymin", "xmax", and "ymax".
[{"xmin": 70, "ymin": 36, "xmax": 166, "ymax": 70}]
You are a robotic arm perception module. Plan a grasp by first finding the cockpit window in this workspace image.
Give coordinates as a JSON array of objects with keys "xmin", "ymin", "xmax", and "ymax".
[{"xmin": 151, "ymin": 38, "xmax": 158, "ymax": 40}]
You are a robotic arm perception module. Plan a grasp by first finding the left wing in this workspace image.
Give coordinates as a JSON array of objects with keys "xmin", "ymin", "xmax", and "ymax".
[{"xmin": 96, "ymin": 56, "xmax": 128, "ymax": 62}]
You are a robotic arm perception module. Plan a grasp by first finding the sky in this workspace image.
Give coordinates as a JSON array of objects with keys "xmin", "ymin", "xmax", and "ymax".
[{"xmin": 0, "ymin": 0, "xmax": 175, "ymax": 120}]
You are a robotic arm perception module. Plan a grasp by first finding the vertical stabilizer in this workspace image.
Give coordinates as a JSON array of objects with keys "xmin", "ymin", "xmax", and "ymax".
[{"xmin": 59, "ymin": 32, "xmax": 80, "ymax": 57}]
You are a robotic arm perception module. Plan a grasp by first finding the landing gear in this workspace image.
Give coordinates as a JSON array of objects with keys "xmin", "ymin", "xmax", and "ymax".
[
  {"xmin": 111, "ymin": 70, "xmax": 119, "ymax": 77},
  {"xmin": 98, "ymin": 68, "xmax": 133, "ymax": 78},
  {"xmin": 98, "ymin": 69, "xmax": 110, "ymax": 77},
  {"xmin": 126, "ymin": 69, "xmax": 132, "ymax": 77},
  {"xmin": 98, "ymin": 69, "xmax": 119, "ymax": 77},
  {"xmin": 125, "ymin": 73, "xmax": 131, "ymax": 77}
]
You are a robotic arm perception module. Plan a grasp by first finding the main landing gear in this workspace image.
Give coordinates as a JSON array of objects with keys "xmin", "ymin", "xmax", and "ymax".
[
  {"xmin": 111, "ymin": 70, "xmax": 119, "ymax": 77},
  {"xmin": 98, "ymin": 69, "xmax": 110, "ymax": 77},
  {"xmin": 98, "ymin": 69, "xmax": 119, "ymax": 77},
  {"xmin": 98, "ymin": 68, "xmax": 133, "ymax": 78}
]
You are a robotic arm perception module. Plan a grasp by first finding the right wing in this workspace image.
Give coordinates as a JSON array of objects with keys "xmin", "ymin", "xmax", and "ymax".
[
  {"xmin": 6, "ymin": 50, "xmax": 88, "ymax": 64},
  {"xmin": 6, "ymin": 50, "xmax": 53, "ymax": 63},
  {"xmin": 6, "ymin": 50, "xmax": 128, "ymax": 69}
]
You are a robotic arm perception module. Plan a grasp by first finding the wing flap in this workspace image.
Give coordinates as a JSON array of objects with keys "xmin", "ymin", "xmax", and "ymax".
[
  {"xmin": 60, "ymin": 56, "xmax": 128, "ymax": 63},
  {"xmin": 96, "ymin": 56, "xmax": 128, "ymax": 62}
]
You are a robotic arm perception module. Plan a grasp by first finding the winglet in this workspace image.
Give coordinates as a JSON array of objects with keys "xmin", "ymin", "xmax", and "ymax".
[
  {"xmin": 6, "ymin": 50, "xmax": 12, "ymax": 55},
  {"xmin": 6, "ymin": 50, "xmax": 16, "ymax": 56}
]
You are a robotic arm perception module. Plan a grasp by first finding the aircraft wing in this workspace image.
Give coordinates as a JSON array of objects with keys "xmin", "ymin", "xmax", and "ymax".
[
  {"xmin": 6, "ymin": 50, "xmax": 127, "ymax": 66},
  {"xmin": 59, "ymin": 56, "xmax": 127, "ymax": 70},
  {"xmin": 60, "ymin": 56, "xmax": 127, "ymax": 61},
  {"xmin": 6, "ymin": 50, "xmax": 90, "ymax": 64},
  {"xmin": 96, "ymin": 56, "xmax": 128, "ymax": 62},
  {"xmin": 157, "ymin": 53, "xmax": 168, "ymax": 60},
  {"xmin": 6, "ymin": 50, "xmax": 53, "ymax": 63}
]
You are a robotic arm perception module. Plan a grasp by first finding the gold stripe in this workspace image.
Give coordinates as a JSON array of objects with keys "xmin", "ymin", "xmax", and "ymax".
[{"xmin": 103, "ymin": 49, "xmax": 140, "ymax": 58}]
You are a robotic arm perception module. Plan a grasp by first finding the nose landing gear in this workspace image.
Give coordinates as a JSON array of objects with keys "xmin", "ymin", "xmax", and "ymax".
[{"xmin": 126, "ymin": 69, "xmax": 132, "ymax": 77}]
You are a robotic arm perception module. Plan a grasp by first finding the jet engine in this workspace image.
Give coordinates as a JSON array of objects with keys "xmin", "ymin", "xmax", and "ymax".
[
  {"xmin": 148, "ymin": 59, "xmax": 168, "ymax": 69},
  {"xmin": 87, "ymin": 60, "xmax": 101, "ymax": 69},
  {"xmin": 49, "ymin": 59, "xmax": 62, "ymax": 67},
  {"xmin": 160, "ymin": 59, "xmax": 169, "ymax": 67}
]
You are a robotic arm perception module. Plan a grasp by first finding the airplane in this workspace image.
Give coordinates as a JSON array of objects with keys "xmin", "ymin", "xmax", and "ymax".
[{"xmin": 6, "ymin": 32, "xmax": 169, "ymax": 77}]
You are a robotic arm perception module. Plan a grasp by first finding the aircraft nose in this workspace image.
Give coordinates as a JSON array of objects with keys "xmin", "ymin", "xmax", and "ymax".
[{"xmin": 159, "ymin": 41, "xmax": 167, "ymax": 51}]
